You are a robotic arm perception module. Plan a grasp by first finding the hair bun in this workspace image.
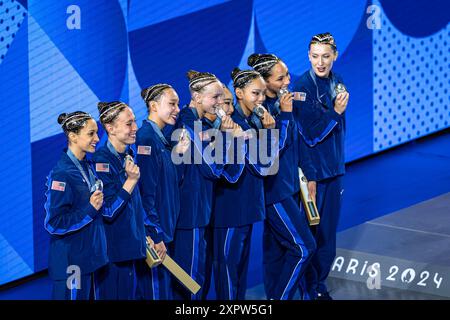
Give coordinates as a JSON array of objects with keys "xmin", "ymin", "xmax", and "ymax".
[
  {"xmin": 97, "ymin": 102, "xmax": 109, "ymax": 114},
  {"xmin": 186, "ymin": 70, "xmax": 200, "ymax": 80},
  {"xmin": 57, "ymin": 113, "xmax": 68, "ymax": 125},
  {"xmin": 141, "ymin": 88, "xmax": 149, "ymax": 100},
  {"xmin": 247, "ymin": 54, "xmax": 261, "ymax": 67},
  {"xmin": 231, "ymin": 67, "xmax": 242, "ymax": 80}
]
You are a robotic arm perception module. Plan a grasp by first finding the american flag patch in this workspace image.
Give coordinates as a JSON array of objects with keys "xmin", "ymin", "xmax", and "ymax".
[
  {"xmin": 51, "ymin": 181, "xmax": 66, "ymax": 192},
  {"xmin": 138, "ymin": 145, "xmax": 151, "ymax": 155},
  {"xmin": 293, "ymin": 92, "xmax": 307, "ymax": 101},
  {"xmin": 96, "ymin": 163, "xmax": 110, "ymax": 173}
]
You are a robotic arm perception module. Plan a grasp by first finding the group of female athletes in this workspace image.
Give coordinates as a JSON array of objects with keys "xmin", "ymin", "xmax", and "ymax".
[{"xmin": 45, "ymin": 32, "xmax": 349, "ymax": 300}]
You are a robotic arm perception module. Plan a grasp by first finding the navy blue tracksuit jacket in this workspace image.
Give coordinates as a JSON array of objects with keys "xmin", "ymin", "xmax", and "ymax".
[
  {"xmin": 293, "ymin": 70, "xmax": 346, "ymax": 181},
  {"xmin": 93, "ymin": 142, "xmax": 147, "ymax": 263},
  {"xmin": 45, "ymin": 150, "xmax": 108, "ymax": 281}
]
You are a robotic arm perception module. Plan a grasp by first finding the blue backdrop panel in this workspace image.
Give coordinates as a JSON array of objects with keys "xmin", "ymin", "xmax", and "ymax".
[
  {"xmin": 372, "ymin": 0, "xmax": 449, "ymax": 151},
  {"xmin": 128, "ymin": 0, "xmax": 253, "ymax": 105},
  {"xmin": 28, "ymin": 0, "xmax": 127, "ymax": 101},
  {"xmin": 253, "ymin": 0, "xmax": 367, "ymax": 75},
  {"xmin": 337, "ymin": 2, "xmax": 374, "ymax": 161},
  {"xmin": 0, "ymin": 12, "xmax": 34, "ymax": 285},
  {"xmin": 31, "ymin": 133, "xmax": 67, "ymax": 273}
]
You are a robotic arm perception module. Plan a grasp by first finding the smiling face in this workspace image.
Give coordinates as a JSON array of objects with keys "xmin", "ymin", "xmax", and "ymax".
[
  {"xmin": 106, "ymin": 107, "xmax": 138, "ymax": 145},
  {"xmin": 236, "ymin": 76, "xmax": 266, "ymax": 115},
  {"xmin": 197, "ymin": 81, "xmax": 225, "ymax": 115},
  {"xmin": 309, "ymin": 43, "xmax": 338, "ymax": 78},
  {"xmin": 68, "ymin": 119, "xmax": 99, "ymax": 154},
  {"xmin": 151, "ymin": 88, "xmax": 180, "ymax": 126},
  {"xmin": 265, "ymin": 61, "xmax": 291, "ymax": 97}
]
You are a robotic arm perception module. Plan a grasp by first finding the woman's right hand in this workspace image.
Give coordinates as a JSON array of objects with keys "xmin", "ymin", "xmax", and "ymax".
[
  {"xmin": 334, "ymin": 92, "xmax": 349, "ymax": 114},
  {"xmin": 125, "ymin": 160, "xmax": 140, "ymax": 181},
  {"xmin": 90, "ymin": 190, "xmax": 104, "ymax": 210}
]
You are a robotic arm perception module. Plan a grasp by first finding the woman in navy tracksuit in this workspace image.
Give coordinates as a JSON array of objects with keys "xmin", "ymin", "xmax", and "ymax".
[
  {"xmin": 201, "ymin": 83, "xmax": 235, "ymax": 300},
  {"xmin": 172, "ymin": 70, "xmax": 242, "ymax": 300},
  {"xmin": 44, "ymin": 111, "xmax": 107, "ymax": 300},
  {"xmin": 135, "ymin": 83, "xmax": 189, "ymax": 299},
  {"xmin": 248, "ymin": 53, "xmax": 317, "ymax": 300},
  {"xmin": 292, "ymin": 33, "xmax": 349, "ymax": 300},
  {"xmin": 211, "ymin": 67, "xmax": 286, "ymax": 300},
  {"xmin": 93, "ymin": 101, "xmax": 150, "ymax": 300}
]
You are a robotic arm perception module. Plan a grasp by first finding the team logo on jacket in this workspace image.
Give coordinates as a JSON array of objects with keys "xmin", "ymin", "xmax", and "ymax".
[
  {"xmin": 51, "ymin": 181, "xmax": 66, "ymax": 192},
  {"xmin": 96, "ymin": 163, "xmax": 110, "ymax": 173},
  {"xmin": 137, "ymin": 145, "xmax": 151, "ymax": 155}
]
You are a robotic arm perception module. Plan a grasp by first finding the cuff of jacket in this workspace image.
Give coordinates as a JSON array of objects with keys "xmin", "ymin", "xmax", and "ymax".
[
  {"xmin": 118, "ymin": 187, "xmax": 132, "ymax": 202},
  {"xmin": 86, "ymin": 203, "xmax": 99, "ymax": 219},
  {"xmin": 146, "ymin": 227, "xmax": 164, "ymax": 244},
  {"xmin": 303, "ymin": 169, "xmax": 318, "ymax": 182},
  {"xmin": 328, "ymin": 108, "xmax": 343, "ymax": 122}
]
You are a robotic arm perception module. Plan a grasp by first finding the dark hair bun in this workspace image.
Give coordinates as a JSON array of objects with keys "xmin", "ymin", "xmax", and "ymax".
[
  {"xmin": 231, "ymin": 67, "xmax": 241, "ymax": 80},
  {"xmin": 97, "ymin": 102, "xmax": 109, "ymax": 114},
  {"xmin": 247, "ymin": 54, "xmax": 260, "ymax": 67},
  {"xmin": 57, "ymin": 113, "xmax": 68, "ymax": 125},
  {"xmin": 186, "ymin": 70, "xmax": 200, "ymax": 80},
  {"xmin": 140, "ymin": 88, "xmax": 149, "ymax": 100}
]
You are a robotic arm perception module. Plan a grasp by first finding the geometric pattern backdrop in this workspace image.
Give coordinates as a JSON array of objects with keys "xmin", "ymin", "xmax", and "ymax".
[
  {"xmin": 0, "ymin": 0, "xmax": 448, "ymax": 285},
  {"xmin": 373, "ymin": 0, "xmax": 449, "ymax": 150}
]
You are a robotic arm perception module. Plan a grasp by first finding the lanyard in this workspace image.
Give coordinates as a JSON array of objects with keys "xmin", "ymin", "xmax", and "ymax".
[
  {"xmin": 189, "ymin": 106, "xmax": 200, "ymax": 120},
  {"xmin": 189, "ymin": 105, "xmax": 222, "ymax": 129},
  {"xmin": 107, "ymin": 140, "xmax": 136, "ymax": 183},
  {"xmin": 66, "ymin": 148, "xmax": 96, "ymax": 191},
  {"xmin": 106, "ymin": 140, "xmax": 135, "ymax": 168},
  {"xmin": 146, "ymin": 119, "xmax": 170, "ymax": 147},
  {"xmin": 234, "ymin": 102, "xmax": 246, "ymax": 119},
  {"xmin": 309, "ymin": 68, "xmax": 337, "ymax": 105},
  {"xmin": 203, "ymin": 117, "xmax": 221, "ymax": 130}
]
